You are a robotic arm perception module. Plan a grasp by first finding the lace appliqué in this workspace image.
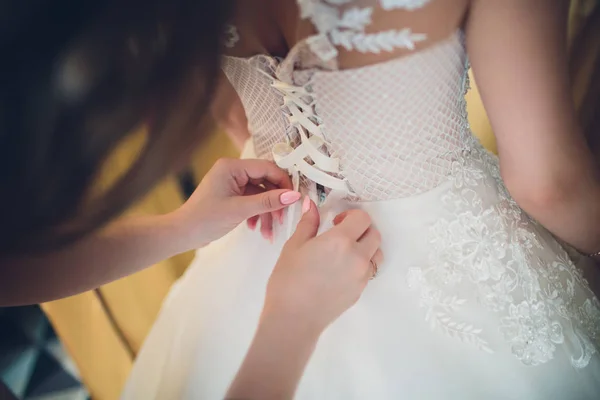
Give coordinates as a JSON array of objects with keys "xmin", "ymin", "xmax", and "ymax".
[
  {"xmin": 408, "ymin": 133, "xmax": 600, "ymax": 368},
  {"xmin": 223, "ymin": 24, "xmax": 240, "ymax": 49},
  {"xmin": 405, "ymin": 60, "xmax": 600, "ymax": 368},
  {"xmin": 297, "ymin": 0, "xmax": 428, "ymax": 61},
  {"xmin": 380, "ymin": 0, "xmax": 432, "ymax": 10}
]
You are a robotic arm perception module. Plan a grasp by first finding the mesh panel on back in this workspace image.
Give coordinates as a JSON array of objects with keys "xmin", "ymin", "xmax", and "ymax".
[
  {"xmin": 221, "ymin": 56, "xmax": 289, "ymax": 159},
  {"xmin": 313, "ymin": 33, "xmax": 470, "ymax": 199},
  {"xmin": 221, "ymin": 32, "xmax": 473, "ymax": 201}
]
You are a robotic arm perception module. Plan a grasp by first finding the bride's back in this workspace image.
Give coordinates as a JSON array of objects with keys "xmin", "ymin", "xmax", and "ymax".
[{"xmin": 221, "ymin": 0, "xmax": 477, "ymax": 200}]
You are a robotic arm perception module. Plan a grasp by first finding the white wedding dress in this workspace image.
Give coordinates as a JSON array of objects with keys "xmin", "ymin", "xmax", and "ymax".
[{"xmin": 123, "ymin": 1, "xmax": 600, "ymax": 399}]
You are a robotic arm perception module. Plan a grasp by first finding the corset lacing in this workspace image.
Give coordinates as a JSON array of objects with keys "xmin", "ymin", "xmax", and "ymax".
[{"xmin": 261, "ymin": 70, "xmax": 355, "ymax": 237}]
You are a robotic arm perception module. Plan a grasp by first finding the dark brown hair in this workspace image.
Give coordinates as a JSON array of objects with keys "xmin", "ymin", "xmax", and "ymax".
[{"xmin": 0, "ymin": 0, "xmax": 233, "ymax": 255}]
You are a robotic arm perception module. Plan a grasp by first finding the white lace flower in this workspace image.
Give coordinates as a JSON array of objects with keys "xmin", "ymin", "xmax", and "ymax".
[
  {"xmin": 478, "ymin": 274, "xmax": 517, "ymax": 312},
  {"xmin": 451, "ymin": 157, "xmax": 486, "ymax": 189},
  {"xmin": 311, "ymin": 3, "xmax": 344, "ymax": 33},
  {"xmin": 223, "ymin": 24, "xmax": 240, "ymax": 49},
  {"xmin": 380, "ymin": 0, "xmax": 432, "ymax": 11},
  {"xmin": 297, "ymin": 0, "xmax": 321, "ymax": 18},
  {"xmin": 500, "ymin": 302, "xmax": 564, "ymax": 366},
  {"xmin": 454, "ymin": 211, "xmax": 508, "ymax": 282},
  {"xmin": 579, "ymin": 298, "xmax": 600, "ymax": 341},
  {"xmin": 298, "ymin": 0, "xmax": 428, "ymax": 59}
]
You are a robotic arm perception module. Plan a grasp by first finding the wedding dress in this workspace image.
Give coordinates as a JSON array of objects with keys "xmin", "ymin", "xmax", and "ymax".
[{"xmin": 122, "ymin": 1, "xmax": 600, "ymax": 398}]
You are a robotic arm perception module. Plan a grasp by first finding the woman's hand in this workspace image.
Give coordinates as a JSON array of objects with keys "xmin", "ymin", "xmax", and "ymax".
[
  {"xmin": 263, "ymin": 198, "xmax": 383, "ymax": 335},
  {"xmin": 1, "ymin": 158, "xmax": 299, "ymax": 306},
  {"xmin": 171, "ymin": 158, "xmax": 301, "ymax": 249},
  {"xmin": 227, "ymin": 199, "xmax": 383, "ymax": 400}
]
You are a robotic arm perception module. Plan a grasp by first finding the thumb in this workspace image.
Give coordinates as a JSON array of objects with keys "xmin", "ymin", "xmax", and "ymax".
[
  {"xmin": 291, "ymin": 197, "xmax": 320, "ymax": 244},
  {"xmin": 239, "ymin": 189, "xmax": 301, "ymax": 217}
]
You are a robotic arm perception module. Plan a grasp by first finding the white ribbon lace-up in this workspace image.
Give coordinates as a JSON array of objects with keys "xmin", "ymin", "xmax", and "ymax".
[{"xmin": 261, "ymin": 71, "xmax": 353, "ymax": 237}]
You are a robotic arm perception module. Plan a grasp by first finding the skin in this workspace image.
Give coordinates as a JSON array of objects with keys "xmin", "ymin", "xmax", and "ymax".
[
  {"xmin": 0, "ymin": 158, "xmax": 302, "ymax": 306},
  {"xmin": 227, "ymin": 200, "xmax": 382, "ymax": 400},
  {"xmin": 467, "ymin": 0, "xmax": 600, "ymax": 257}
]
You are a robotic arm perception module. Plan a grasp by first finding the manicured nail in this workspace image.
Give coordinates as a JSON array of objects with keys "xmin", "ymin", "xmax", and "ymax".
[
  {"xmin": 280, "ymin": 191, "xmax": 301, "ymax": 205},
  {"xmin": 302, "ymin": 196, "xmax": 311, "ymax": 214}
]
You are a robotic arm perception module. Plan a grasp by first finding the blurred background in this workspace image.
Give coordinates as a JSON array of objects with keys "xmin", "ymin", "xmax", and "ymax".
[{"xmin": 1, "ymin": 1, "xmax": 598, "ymax": 399}]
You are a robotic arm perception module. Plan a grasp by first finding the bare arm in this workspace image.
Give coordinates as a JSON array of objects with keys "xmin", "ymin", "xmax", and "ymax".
[
  {"xmin": 226, "ymin": 312, "xmax": 319, "ymax": 400},
  {"xmin": 226, "ymin": 205, "xmax": 382, "ymax": 400},
  {"xmin": 0, "ymin": 213, "xmax": 194, "ymax": 306},
  {"xmin": 467, "ymin": 0, "xmax": 600, "ymax": 255},
  {"xmin": 0, "ymin": 159, "xmax": 298, "ymax": 306}
]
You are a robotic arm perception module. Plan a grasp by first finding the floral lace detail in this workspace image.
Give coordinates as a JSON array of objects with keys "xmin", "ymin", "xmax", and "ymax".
[
  {"xmin": 380, "ymin": 0, "xmax": 432, "ymax": 10},
  {"xmin": 405, "ymin": 59, "xmax": 600, "ymax": 368},
  {"xmin": 408, "ymin": 132, "xmax": 600, "ymax": 368},
  {"xmin": 223, "ymin": 24, "xmax": 240, "ymax": 49},
  {"xmin": 297, "ymin": 0, "xmax": 428, "ymax": 61}
]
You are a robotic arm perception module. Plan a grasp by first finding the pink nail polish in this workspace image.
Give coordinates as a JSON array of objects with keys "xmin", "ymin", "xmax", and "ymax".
[
  {"xmin": 302, "ymin": 196, "xmax": 311, "ymax": 214},
  {"xmin": 280, "ymin": 191, "xmax": 301, "ymax": 205}
]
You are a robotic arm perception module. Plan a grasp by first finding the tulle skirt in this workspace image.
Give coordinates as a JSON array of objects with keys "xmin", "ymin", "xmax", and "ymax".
[{"xmin": 122, "ymin": 141, "xmax": 600, "ymax": 399}]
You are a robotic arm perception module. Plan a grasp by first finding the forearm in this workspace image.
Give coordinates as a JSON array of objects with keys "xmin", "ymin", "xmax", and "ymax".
[
  {"xmin": 509, "ymin": 170, "xmax": 600, "ymax": 257},
  {"xmin": 0, "ymin": 212, "xmax": 199, "ymax": 306},
  {"xmin": 226, "ymin": 312, "xmax": 320, "ymax": 400}
]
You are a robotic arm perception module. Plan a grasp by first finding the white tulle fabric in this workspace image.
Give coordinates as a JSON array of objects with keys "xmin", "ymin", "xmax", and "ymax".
[{"xmin": 122, "ymin": 1, "xmax": 600, "ymax": 399}]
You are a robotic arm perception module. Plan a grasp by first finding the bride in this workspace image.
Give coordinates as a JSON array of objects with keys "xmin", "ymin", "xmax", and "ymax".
[{"xmin": 123, "ymin": 0, "xmax": 600, "ymax": 398}]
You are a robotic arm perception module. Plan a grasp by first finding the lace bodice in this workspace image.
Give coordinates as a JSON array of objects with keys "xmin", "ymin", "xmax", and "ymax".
[
  {"xmin": 221, "ymin": 0, "xmax": 471, "ymax": 201},
  {"xmin": 217, "ymin": 1, "xmax": 600, "ymax": 371}
]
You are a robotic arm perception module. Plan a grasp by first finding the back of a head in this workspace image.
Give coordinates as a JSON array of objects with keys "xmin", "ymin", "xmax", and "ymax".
[{"xmin": 0, "ymin": 0, "xmax": 233, "ymax": 256}]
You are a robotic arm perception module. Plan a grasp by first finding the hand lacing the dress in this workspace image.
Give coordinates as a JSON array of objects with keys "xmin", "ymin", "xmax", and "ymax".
[{"xmin": 258, "ymin": 69, "xmax": 354, "ymax": 237}]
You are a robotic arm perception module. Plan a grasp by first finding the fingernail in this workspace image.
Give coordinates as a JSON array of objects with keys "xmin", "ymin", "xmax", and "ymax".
[
  {"xmin": 301, "ymin": 196, "xmax": 311, "ymax": 214},
  {"xmin": 280, "ymin": 191, "xmax": 301, "ymax": 205}
]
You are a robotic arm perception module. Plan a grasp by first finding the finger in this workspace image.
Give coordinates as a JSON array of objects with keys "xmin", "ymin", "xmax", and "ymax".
[
  {"xmin": 241, "ymin": 184, "xmax": 294, "ymax": 225},
  {"xmin": 332, "ymin": 210, "xmax": 349, "ymax": 226},
  {"xmin": 246, "ymin": 178, "xmax": 287, "ymax": 226},
  {"xmin": 243, "ymin": 183, "xmax": 265, "ymax": 197},
  {"xmin": 372, "ymin": 249, "xmax": 384, "ymax": 267},
  {"xmin": 239, "ymin": 189, "xmax": 301, "ymax": 218},
  {"xmin": 260, "ymin": 212, "xmax": 273, "ymax": 242},
  {"xmin": 247, "ymin": 216, "xmax": 259, "ymax": 230},
  {"xmin": 357, "ymin": 227, "xmax": 382, "ymax": 258},
  {"xmin": 242, "ymin": 186, "xmax": 272, "ymax": 230},
  {"xmin": 230, "ymin": 159, "xmax": 294, "ymax": 191},
  {"xmin": 274, "ymin": 209, "xmax": 283, "ymax": 225},
  {"xmin": 263, "ymin": 181, "xmax": 284, "ymax": 225},
  {"xmin": 366, "ymin": 249, "xmax": 384, "ymax": 281},
  {"xmin": 335, "ymin": 209, "xmax": 372, "ymax": 241},
  {"xmin": 290, "ymin": 197, "xmax": 320, "ymax": 245}
]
